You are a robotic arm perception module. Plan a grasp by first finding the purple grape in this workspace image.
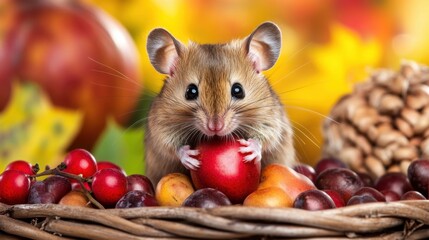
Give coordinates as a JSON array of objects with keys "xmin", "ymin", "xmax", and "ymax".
[
  {"xmin": 182, "ymin": 188, "xmax": 231, "ymax": 208},
  {"xmin": 353, "ymin": 187, "xmax": 385, "ymax": 202},
  {"xmin": 408, "ymin": 159, "xmax": 429, "ymax": 196},
  {"xmin": 374, "ymin": 172, "xmax": 412, "ymax": 197},
  {"xmin": 316, "ymin": 168, "xmax": 364, "ymax": 202},
  {"xmin": 314, "ymin": 157, "xmax": 347, "ymax": 176},
  {"xmin": 115, "ymin": 190, "xmax": 158, "ymax": 208},
  {"xmin": 28, "ymin": 176, "xmax": 71, "ymax": 204},
  {"xmin": 293, "ymin": 164, "xmax": 316, "ymax": 182},
  {"xmin": 126, "ymin": 174, "xmax": 155, "ymax": 195},
  {"xmin": 347, "ymin": 195, "xmax": 377, "ymax": 206},
  {"xmin": 293, "ymin": 189, "xmax": 336, "ymax": 211}
]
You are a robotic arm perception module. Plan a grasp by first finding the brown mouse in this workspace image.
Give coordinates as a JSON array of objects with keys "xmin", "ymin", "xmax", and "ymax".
[{"xmin": 145, "ymin": 22, "xmax": 295, "ymax": 185}]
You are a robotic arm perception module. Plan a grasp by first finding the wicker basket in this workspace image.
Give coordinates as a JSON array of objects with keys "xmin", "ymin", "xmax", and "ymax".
[{"xmin": 1, "ymin": 201, "xmax": 429, "ymax": 239}]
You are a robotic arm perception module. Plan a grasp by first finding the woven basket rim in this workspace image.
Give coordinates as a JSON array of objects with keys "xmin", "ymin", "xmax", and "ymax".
[{"xmin": 2, "ymin": 200, "xmax": 429, "ymax": 239}]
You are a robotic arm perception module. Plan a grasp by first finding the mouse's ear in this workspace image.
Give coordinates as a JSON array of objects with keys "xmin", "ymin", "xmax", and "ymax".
[
  {"xmin": 245, "ymin": 22, "xmax": 281, "ymax": 73},
  {"xmin": 147, "ymin": 28, "xmax": 184, "ymax": 75}
]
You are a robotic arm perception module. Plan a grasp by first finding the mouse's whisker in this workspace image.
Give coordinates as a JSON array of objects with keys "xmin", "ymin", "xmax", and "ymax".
[
  {"xmin": 89, "ymin": 57, "xmax": 142, "ymax": 88},
  {"xmin": 289, "ymin": 123, "xmax": 320, "ymax": 149},
  {"xmin": 284, "ymin": 105, "xmax": 338, "ymax": 124},
  {"xmin": 271, "ymin": 61, "xmax": 311, "ymax": 87}
]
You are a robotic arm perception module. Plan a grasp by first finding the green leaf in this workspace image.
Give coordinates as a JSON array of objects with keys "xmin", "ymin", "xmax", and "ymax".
[{"xmin": 92, "ymin": 119, "xmax": 145, "ymax": 175}]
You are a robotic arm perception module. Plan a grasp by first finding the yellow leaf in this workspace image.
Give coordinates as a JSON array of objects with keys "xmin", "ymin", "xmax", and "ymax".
[
  {"xmin": 0, "ymin": 82, "xmax": 83, "ymax": 170},
  {"xmin": 267, "ymin": 24, "xmax": 383, "ymax": 165}
]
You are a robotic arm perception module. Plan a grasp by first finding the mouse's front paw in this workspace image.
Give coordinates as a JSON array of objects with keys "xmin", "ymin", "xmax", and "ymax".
[
  {"xmin": 178, "ymin": 145, "xmax": 200, "ymax": 170},
  {"xmin": 238, "ymin": 138, "xmax": 262, "ymax": 163}
]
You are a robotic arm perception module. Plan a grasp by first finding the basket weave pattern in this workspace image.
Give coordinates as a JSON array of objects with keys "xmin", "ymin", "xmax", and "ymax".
[
  {"xmin": 322, "ymin": 61, "xmax": 429, "ymax": 178},
  {"xmin": 1, "ymin": 201, "xmax": 429, "ymax": 239}
]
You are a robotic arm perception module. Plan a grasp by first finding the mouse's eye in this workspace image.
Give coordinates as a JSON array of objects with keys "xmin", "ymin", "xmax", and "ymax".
[
  {"xmin": 185, "ymin": 84, "xmax": 198, "ymax": 100},
  {"xmin": 231, "ymin": 83, "xmax": 245, "ymax": 99}
]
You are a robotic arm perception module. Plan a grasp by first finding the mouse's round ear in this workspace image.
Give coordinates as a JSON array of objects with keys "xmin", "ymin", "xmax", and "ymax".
[
  {"xmin": 245, "ymin": 22, "xmax": 281, "ymax": 73},
  {"xmin": 147, "ymin": 28, "xmax": 184, "ymax": 75}
]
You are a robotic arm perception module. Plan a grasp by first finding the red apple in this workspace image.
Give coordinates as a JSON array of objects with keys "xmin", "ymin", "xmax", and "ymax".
[
  {"xmin": 0, "ymin": 0, "xmax": 141, "ymax": 150},
  {"xmin": 190, "ymin": 138, "xmax": 261, "ymax": 204}
]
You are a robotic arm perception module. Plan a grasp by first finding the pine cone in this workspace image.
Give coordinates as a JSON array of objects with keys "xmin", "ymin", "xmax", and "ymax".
[{"xmin": 322, "ymin": 61, "xmax": 429, "ymax": 179}]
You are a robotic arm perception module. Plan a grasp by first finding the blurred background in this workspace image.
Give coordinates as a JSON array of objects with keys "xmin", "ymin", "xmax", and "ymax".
[{"xmin": 1, "ymin": 0, "xmax": 429, "ymax": 174}]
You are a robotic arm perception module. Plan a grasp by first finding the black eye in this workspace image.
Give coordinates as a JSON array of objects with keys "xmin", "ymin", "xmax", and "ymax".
[
  {"xmin": 185, "ymin": 84, "xmax": 198, "ymax": 100},
  {"xmin": 231, "ymin": 83, "xmax": 245, "ymax": 99}
]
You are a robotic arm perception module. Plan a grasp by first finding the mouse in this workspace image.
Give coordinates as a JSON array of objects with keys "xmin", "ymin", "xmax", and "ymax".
[{"xmin": 144, "ymin": 22, "xmax": 295, "ymax": 185}]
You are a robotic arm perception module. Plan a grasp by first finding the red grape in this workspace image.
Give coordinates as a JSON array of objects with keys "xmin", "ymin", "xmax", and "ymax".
[
  {"xmin": 0, "ymin": 170, "xmax": 31, "ymax": 204},
  {"xmin": 92, "ymin": 168, "xmax": 128, "ymax": 208},
  {"xmin": 97, "ymin": 161, "xmax": 126, "ymax": 175},
  {"xmin": 381, "ymin": 190, "xmax": 401, "ymax": 202},
  {"xmin": 5, "ymin": 160, "xmax": 35, "ymax": 175},
  {"xmin": 323, "ymin": 190, "xmax": 345, "ymax": 208},
  {"xmin": 63, "ymin": 149, "xmax": 97, "ymax": 178}
]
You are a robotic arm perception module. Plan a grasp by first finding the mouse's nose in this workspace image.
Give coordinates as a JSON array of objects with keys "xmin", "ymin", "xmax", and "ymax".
[{"xmin": 207, "ymin": 117, "xmax": 224, "ymax": 133}]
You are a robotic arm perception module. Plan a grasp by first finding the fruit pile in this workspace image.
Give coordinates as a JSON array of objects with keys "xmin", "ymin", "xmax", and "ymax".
[
  {"xmin": 2, "ymin": 139, "xmax": 429, "ymax": 212},
  {"xmin": 0, "ymin": 149, "xmax": 157, "ymax": 209}
]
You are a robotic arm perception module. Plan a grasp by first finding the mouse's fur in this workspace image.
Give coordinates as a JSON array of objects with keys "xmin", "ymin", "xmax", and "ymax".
[{"xmin": 145, "ymin": 22, "xmax": 295, "ymax": 184}]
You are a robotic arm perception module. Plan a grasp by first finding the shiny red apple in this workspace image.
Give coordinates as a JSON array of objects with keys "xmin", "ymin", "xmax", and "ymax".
[
  {"xmin": 0, "ymin": 0, "xmax": 141, "ymax": 150},
  {"xmin": 190, "ymin": 138, "xmax": 261, "ymax": 204}
]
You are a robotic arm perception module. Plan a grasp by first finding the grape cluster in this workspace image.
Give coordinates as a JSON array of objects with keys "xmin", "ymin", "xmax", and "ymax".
[
  {"xmin": 0, "ymin": 149, "xmax": 156, "ymax": 209},
  {"xmin": 293, "ymin": 158, "xmax": 429, "ymax": 210}
]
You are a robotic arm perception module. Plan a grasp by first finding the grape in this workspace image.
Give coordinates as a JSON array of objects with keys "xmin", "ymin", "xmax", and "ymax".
[
  {"xmin": 347, "ymin": 195, "xmax": 377, "ymax": 206},
  {"xmin": 28, "ymin": 176, "xmax": 71, "ymax": 204},
  {"xmin": 380, "ymin": 190, "xmax": 401, "ymax": 202},
  {"xmin": 97, "ymin": 161, "xmax": 125, "ymax": 175},
  {"xmin": 407, "ymin": 159, "xmax": 429, "ymax": 196},
  {"xmin": 5, "ymin": 160, "xmax": 35, "ymax": 175},
  {"xmin": 323, "ymin": 190, "xmax": 345, "ymax": 208},
  {"xmin": 182, "ymin": 188, "xmax": 231, "ymax": 208},
  {"xmin": 356, "ymin": 172, "xmax": 374, "ymax": 187},
  {"xmin": 0, "ymin": 170, "xmax": 31, "ymax": 204},
  {"xmin": 314, "ymin": 157, "xmax": 347, "ymax": 176},
  {"xmin": 293, "ymin": 164, "xmax": 316, "ymax": 182},
  {"xmin": 401, "ymin": 191, "xmax": 426, "ymax": 200},
  {"xmin": 115, "ymin": 190, "xmax": 158, "ymax": 208},
  {"xmin": 316, "ymin": 168, "xmax": 363, "ymax": 202},
  {"xmin": 92, "ymin": 168, "xmax": 127, "ymax": 208},
  {"xmin": 127, "ymin": 174, "xmax": 155, "ymax": 195},
  {"xmin": 63, "ymin": 149, "xmax": 97, "ymax": 178},
  {"xmin": 293, "ymin": 189, "xmax": 336, "ymax": 211},
  {"xmin": 374, "ymin": 172, "xmax": 412, "ymax": 197},
  {"xmin": 353, "ymin": 187, "xmax": 385, "ymax": 202}
]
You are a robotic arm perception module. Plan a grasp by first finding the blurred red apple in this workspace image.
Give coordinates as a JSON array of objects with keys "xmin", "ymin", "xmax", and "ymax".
[
  {"xmin": 0, "ymin": 0, "xmax": 141, "ymax": 149},
  {"xmin": 190, "ymin": 138, "xmax": 261, "ymax": 204}
]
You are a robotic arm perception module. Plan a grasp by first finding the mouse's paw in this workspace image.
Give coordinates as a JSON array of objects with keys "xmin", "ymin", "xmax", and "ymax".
[
  {"xmin": 238, "ymin": 138, "xmax": 262, "ymax": 163},
  {"xmin": 178, "ymin": 145, "xmax": 200, "ymax": 170}
]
